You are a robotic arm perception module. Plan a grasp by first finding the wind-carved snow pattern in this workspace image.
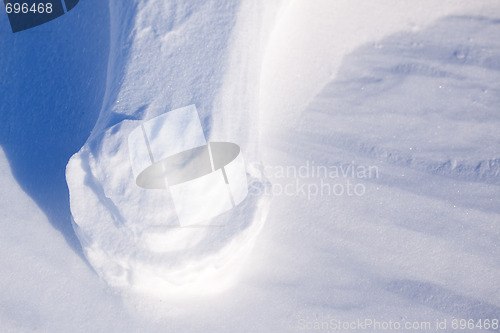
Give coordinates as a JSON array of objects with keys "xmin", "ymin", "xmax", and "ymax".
[
  {"xmin": 296, "ymin": 16, "xmax": 500, "ymax": 185},
  {"xmin": 66, "ymin": 0, "xmax": 278, "ymax": 295}
]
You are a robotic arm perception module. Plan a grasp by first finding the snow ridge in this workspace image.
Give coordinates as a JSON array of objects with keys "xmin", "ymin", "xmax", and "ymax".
[
  {"xmin": 66, "ymin": 0, "xmax": 280, "ymax": 295},
  {"xmin": 295, "ymin": 16, "xmax": 500, "ymax": 185}
]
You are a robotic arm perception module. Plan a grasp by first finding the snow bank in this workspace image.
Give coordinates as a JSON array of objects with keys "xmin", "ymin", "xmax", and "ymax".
[
  {"xmin": 66, "ymin": 0, "xmax": 280, "ymax": 295},
  {"xmin": 258, "ymin": 11, "xmax": 500, "ymax": 319},
  {"xmin": 259, "ymin": 0, "xmax": 500, "ymax": 141},
  {"xmin": 297, "ymin": 15, "xmax": 500, "ymax": 184},
  {"xmin": 0, "ymin": 0, "xmax": 493, "ymax": 330}
]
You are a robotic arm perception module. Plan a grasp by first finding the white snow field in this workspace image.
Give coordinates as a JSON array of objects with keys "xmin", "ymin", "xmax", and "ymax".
[{"xmin": 1, "ymin": 0, "xmax": 500, "ymax": 332}]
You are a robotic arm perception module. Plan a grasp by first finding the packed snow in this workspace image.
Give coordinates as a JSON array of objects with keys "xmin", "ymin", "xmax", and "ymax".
[{"xmin": 0, "ymin": 0, "xmax": 499, "ymax": 332}]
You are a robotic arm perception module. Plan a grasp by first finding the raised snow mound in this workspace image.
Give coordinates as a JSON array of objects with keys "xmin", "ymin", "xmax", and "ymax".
[
  {"xmin": 67, "ymin": 120, "xmax": 270, "ymax": 294},
  {"xmin": 297, "ymin": 16, "xmax": 500, "ymax": 184},
  {"xmin": 66, "ymin": 0, "xmax": 278, "ymax": 295}
]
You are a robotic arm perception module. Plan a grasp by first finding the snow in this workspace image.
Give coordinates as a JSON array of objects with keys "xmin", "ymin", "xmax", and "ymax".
[
  {"xmin": 0, "ymin": 147, "xmax": 149, "ymax": 332},
  {"xmin": 66, "ymin": 0, "xmax": 276, "ymax": 296},
  {"xmin": 296, "ymin": 15, "xmax": 500, "ymax": 184},
  {"xmin": 1, "ymin": 0, "xmax": 499, "ymax": 331},
  {"xmin": 259, "ymin": 0, "xmax": 500, "ymax": 141}
]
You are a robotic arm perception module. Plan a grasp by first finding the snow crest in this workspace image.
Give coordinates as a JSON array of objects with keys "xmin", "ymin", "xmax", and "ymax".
[
  {"xmin": 66, "ymin": 0, "xmax": 279, "ymax": 295},
  {"xmin": 296, "ymin": 16, "xmax": 500, "ymax": 185}
]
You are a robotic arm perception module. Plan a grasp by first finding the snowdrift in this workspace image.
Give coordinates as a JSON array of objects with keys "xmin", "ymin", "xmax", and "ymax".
[
  {"xmin": 66, "ymin": 0, "xmax": 280, "ymax": 295},
  {"xmin": 297, "ymin": 16, "xmax": 500, "ymax": 184},
  {"xmin": 0, "ymin": 0, "xmax": 490, "ymax": 330}
]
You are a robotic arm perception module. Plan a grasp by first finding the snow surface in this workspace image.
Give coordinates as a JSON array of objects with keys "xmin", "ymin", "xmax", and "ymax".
[
  {"xmin": 66, "ymin": 0, "xmax": 278, "ymax": 295},
  {"xmin": 1, "ymin": 0, "xmax": 499, "ymax": 332}
]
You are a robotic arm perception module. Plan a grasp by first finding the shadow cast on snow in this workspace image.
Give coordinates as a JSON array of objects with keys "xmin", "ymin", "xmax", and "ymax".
[{"xmin": 0, "ymin": 0, "xmax": 110, "ymax": 256}]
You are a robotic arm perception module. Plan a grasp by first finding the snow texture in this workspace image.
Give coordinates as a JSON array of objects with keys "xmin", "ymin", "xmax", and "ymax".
[
  {"xmin": 66, "ymin": 0, "xmax": 278, "ymax": 295},
  {"xmin": 0, "ymin": 0, "xmax": 499, "ymax": 332}
]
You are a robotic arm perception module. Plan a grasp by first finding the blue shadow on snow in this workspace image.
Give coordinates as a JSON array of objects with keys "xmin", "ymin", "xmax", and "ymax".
[{"xmin": 0, "ymin": 0, "xmax": 109, "ymax": 255}]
